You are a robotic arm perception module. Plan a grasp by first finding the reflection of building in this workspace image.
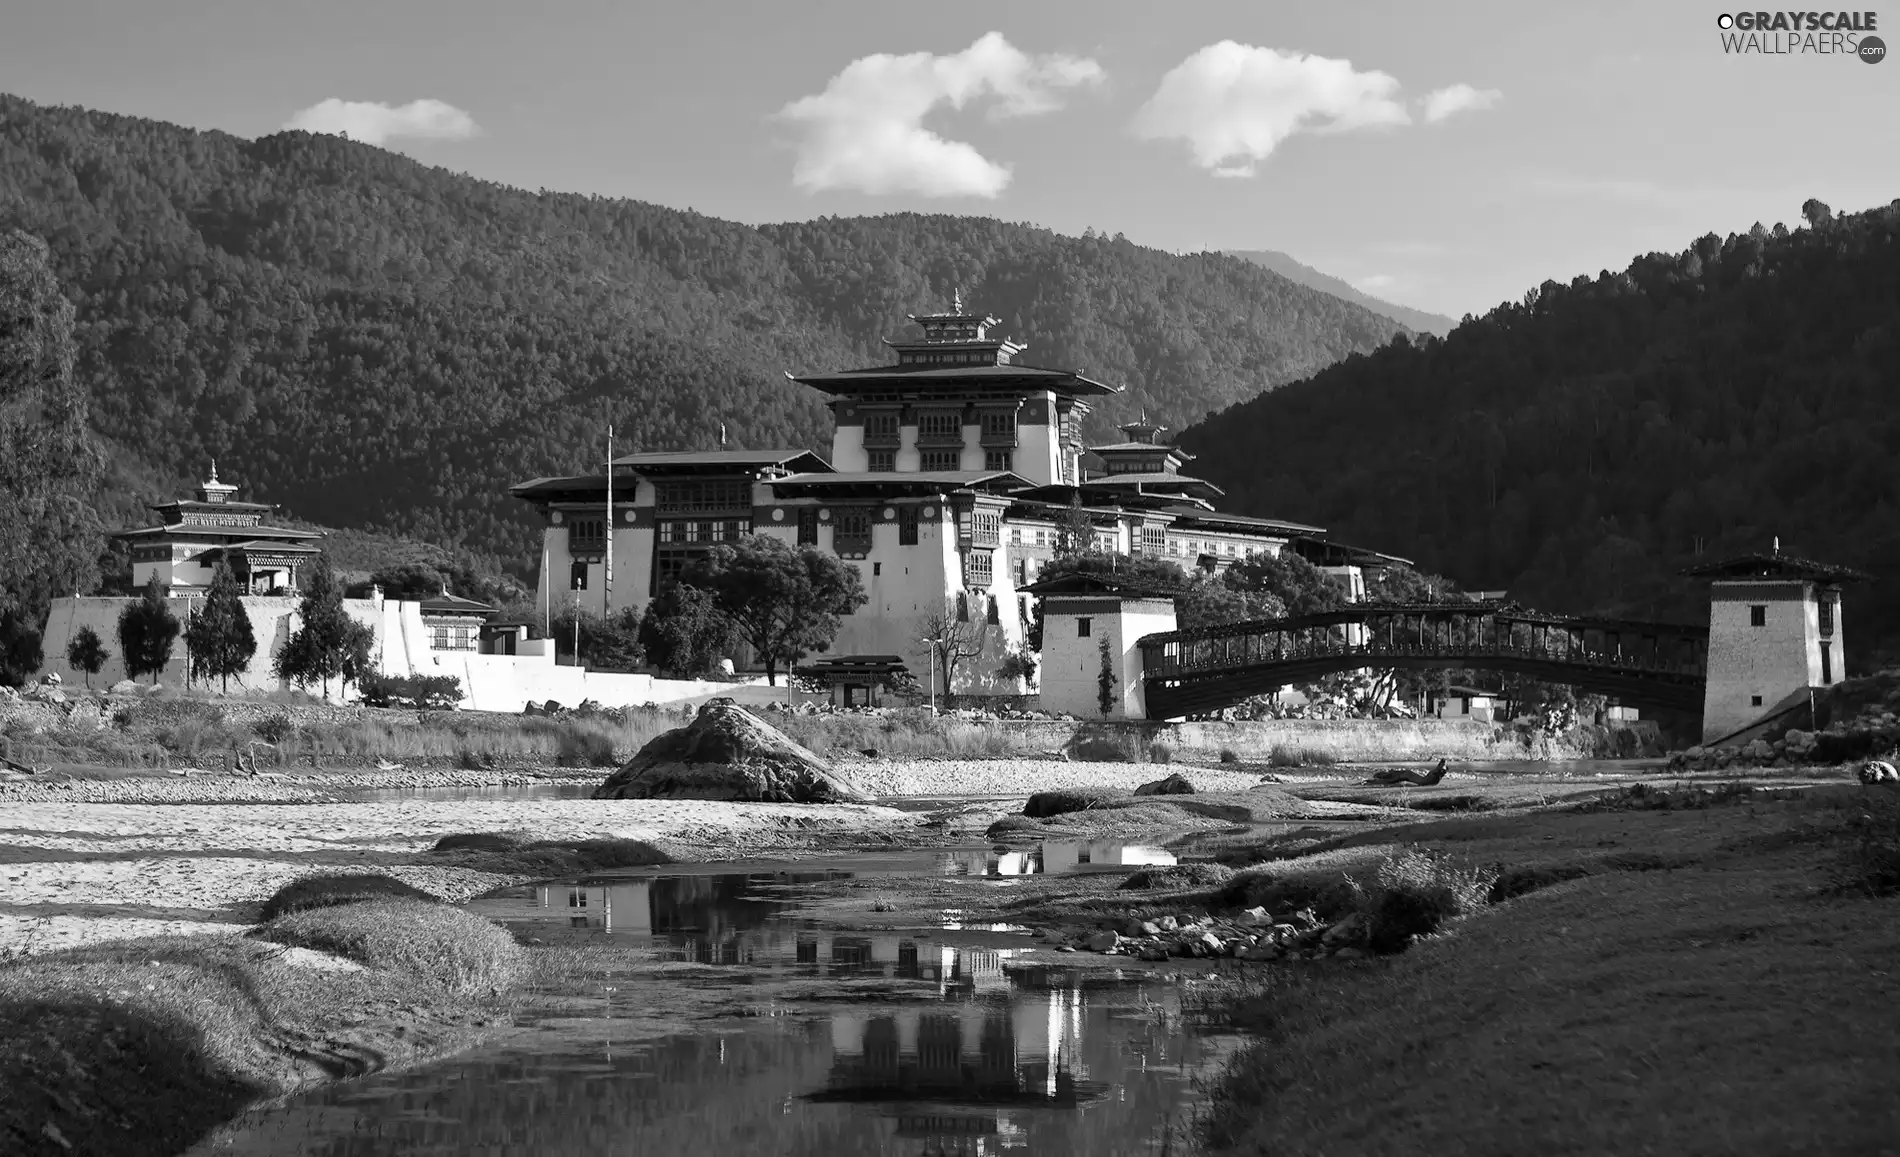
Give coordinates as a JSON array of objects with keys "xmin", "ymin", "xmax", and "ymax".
[
  {"xmin": 817, "ymin": 988, "xmax": 1098, "ymax": 1112},
  {"xmin": 943, "ymin": 841, "xmax": 1177, "ymax": 878}
]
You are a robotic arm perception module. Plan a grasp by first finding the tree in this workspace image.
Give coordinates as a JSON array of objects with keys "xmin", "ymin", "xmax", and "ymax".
[
  {"xmin": 65, "ymin": 625, "xmax": 107, "ymax": 688},
  {"xmin": 916, "ymin": 596, "xmax": 987, "ymax": 701},
  {"xmin": 682, "ymin": 535, "xmax": 867, "ymax": 685},
  {"xmin": 117, "ymin": 575, "xmax": 180, "ymax": 683},
  {"xmin": 1176, "ymin": 573, "xmax": 1284, "ymax": 630},
  {"xmin": 550, "ymin": 606, "xmax": 645, "ymax": 671},
  {"xmin": 1, "ymin": 608, "xmax": 43, "ymax": 688},
  {"xmin": 1096, "ymin": 634, "xmax": 1115, "ymax": 719},
  {"xmin": 0, "ymin": 229, "xmax": 103, "ymax": 636},
  {"xmin": 1223, "ymin": 552, "xmax": 1346, "ymax": 617},
  {"xmin": 274, "ymin": 556, "xmax": 359, "ymax": 696},
  {"xmin": 1055, "ymin": 493, "xmax": 1097, "ymax": 558},
  {"xmin": 183, "ymin": 562, "xmax": 256, "ymax": 692},
  {"xmin": 639, "ymin": 584, "xmax": 738, "ymax": 678}
]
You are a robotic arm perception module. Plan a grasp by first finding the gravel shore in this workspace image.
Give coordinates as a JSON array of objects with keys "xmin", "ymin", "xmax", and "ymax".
[{"xmin": 838, "ymin": 758, "xmax": 1266, "ymax": 797}]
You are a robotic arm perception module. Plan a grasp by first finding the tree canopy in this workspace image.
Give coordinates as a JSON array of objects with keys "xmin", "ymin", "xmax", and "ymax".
[
  {"xmin": 117, "ymin": 575, "xmax": 179, "ymax": 682},
  {"xmin": 681, "ymin": 535, "xmax": 867, "ymax": 685},
  {"xmin": 184, "ymin": 561, "xmax": 256, "ymax": 691}
]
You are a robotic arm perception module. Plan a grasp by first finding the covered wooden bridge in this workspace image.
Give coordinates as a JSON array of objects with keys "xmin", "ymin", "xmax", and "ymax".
[{"xmin": 1136, "ymin": 601, "xmax": 1708, "ymax": 720}]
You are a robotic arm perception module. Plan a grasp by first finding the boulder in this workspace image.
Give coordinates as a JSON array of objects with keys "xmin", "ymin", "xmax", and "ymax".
[
  {"xmin": 594, "ymin": 699, "xmax": 869, "ymax": 803},
  {"xmin": 109, "ymin": 679, "xmax": 140, "ymax": 695},
  {"xmin": 1085, "ymin": 930, "xmax": 1119, "ymax": 953},
  {"xmin": 1134, "ymin": 772, "xmax": 1195, "ymax": 796}
]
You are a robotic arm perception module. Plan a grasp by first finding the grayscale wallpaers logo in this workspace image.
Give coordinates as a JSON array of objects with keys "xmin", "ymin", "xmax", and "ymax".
[{"xmin": 1717, "ymin": 10, "xmax": 1884, "ymax": 59}]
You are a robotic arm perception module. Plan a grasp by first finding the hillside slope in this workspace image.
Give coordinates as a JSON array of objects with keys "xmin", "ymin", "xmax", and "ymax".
[
  {"xmin": 1185, "ymin": 199, "xmax": 1900, "ymax": 666},
  {"xmin": 0, "ymin": 94, "xmax": 1405, "ymax": 572},
  {"xmin": 1227, "ymin": 249, "xmax": 1456, "ymax": 335}
]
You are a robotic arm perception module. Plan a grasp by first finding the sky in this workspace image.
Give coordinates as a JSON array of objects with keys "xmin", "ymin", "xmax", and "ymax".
[{"xmin": 5, "ymin": 0, "xmax": 1895, "ymax": 318}]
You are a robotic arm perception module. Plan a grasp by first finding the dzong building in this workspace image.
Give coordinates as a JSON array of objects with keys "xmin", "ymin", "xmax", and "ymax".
[{"xmin": 510, "ymin": 298, "xmax": 1405, "ymax": 700}]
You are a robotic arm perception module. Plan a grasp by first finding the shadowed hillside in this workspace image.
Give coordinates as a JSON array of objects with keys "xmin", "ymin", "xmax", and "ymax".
[{"xmin": 1185, "ymin": 199, "xmax": 1900, "ymax": 666}]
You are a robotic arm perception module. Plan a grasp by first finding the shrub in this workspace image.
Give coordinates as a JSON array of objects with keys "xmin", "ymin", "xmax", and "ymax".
[
  {"xmin": 258, "ymin": 873, "xmax": 438, "ymax": 923},
  {"xmin": 1218, "ymin": 871, "xmax": 1360, "ymax": 921},
  {"xmin": 556, "ymin": 724, "xmax": 620, "ymax": 768},
  {"xmin": 1118, "ymin": 863, "xmax": 1236, "ymax": 891},
  {"xmin": 1219, "ymin": 748, "xmax": 1240, "ymax": 764},
  {"xmin": 1355, "ymin": 848, "xmax": 1497, "ymax": 955},
  {"xmin": 1268, "ymin": 744, "xmax": 1337, "ymax": 767},
  {"xmin": 1148, "ymin": 741, "xmax": 1173, "ymax": 764},
  {"xmin": 358, "ymin": 672, "xmax": 463, "ymax": 710},
  {"xmin": 252, "ymin": 714, "xmax": 295, "ymax": 744},
  {"xmin": 259, "ymin": 898, "xmax": 525, "ymax": 997}
]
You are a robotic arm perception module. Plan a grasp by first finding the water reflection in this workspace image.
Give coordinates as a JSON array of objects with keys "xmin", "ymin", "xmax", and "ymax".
[
  {"xmin": 192, "ymin": 864, "xmax": 1231, "ymax": 1156},
  {"xmin": 942, "ymin": 841, "xmax": 1177, "ymax": 878}
]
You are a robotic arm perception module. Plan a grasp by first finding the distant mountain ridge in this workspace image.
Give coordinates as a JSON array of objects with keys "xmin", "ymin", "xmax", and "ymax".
[
  {"xmin": 1226, "ymin": 249, "xmax": 1457, "ymax": 336},
  {"xmin": 0, "ymin": 92, "xmax": 1408, "ymax": 575}
]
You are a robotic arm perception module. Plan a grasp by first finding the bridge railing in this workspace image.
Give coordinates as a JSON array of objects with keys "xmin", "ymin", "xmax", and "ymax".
[{"xmin": 1140, "ymin": 632, "xmax": 1704, "ymax": 682}]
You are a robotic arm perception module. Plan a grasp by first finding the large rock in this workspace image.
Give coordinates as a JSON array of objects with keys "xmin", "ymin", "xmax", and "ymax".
[
  {"xmin": 1134, "ymin": 772, "xmax": 1195, "ymax": 796},
  {"xmin": 593, "ymin": 699, "xmax": 868, "ymax": 803}
]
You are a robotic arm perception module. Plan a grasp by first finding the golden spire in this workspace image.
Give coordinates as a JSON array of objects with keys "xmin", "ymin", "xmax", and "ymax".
[{"xmin": 952, "ymin": 286, "xmax": 963, "ymax": 313}]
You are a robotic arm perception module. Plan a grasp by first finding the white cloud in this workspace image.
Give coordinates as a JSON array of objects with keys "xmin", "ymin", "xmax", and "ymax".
[
  {"xmin": 777, "ymin": 31, "xmax": 1104, "ymax": 198},
  {"xmin": 1132, "ymin": 42, "xmax": 1502, "ymax": 176},
  {"xmin": 284, "ymin": 98, "xmax": 480, "ymax": 146},
  {"xmin": 1130, "ymin": 42, "xmax": 1411, "ymax": 178},
  {"xmin": 1354, "ymin": 273, "xmax": 1400, "ymax": 293},
  {"xmin": 1421, "ymin": 83, "xmax": 1502, "ymax": 123}
]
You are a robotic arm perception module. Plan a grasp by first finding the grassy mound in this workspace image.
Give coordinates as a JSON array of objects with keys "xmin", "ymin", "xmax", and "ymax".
[
  {"xmin": 426, "ymin": 832, "xmax": 677, "ymax": 874},
  {"xmin": 258, "ymin": 873, "xmax": 439, "ymax": 922},
  {"xmin": 0, "ymin": 934, "xmax": 505, "ymax": 1157},
  {"xmin": 1118, "ymin": 863, "xmax": 1237, "ymax": 891},
  {"xmin": 258, "ymin": 899, "xmax": 525, "ymax": 997}
]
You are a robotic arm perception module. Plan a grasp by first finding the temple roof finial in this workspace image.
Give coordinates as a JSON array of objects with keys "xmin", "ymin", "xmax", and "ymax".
[
  {"xmin": 952, "ymin": 286, "xmax": 963, "ymax": 313},
  {"xmin": 1773, "ymin": 536, "xmax": 1780, "ymax": 556},
  {"xmin": 208, "ymin": 458, "xmax": 219, "ymax": 484}
]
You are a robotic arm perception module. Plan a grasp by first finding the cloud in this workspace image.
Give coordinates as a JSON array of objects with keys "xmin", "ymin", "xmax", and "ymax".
[
  {"xmin": 1421, "ymin": 83, "xmax": 1502, "ymax": 123},
  {"xmin": 1132, "ymin": 42, "xmax": 1501, "ymax": 176},
  {"xmin": 1355, "ymin": 273, "xmax": 1400, "ymax": 294},
  {"xmin": 777, "ymin": 31, "xmax": 1104, "ymax": 198},
  {"xmin": 284, "ymin": 98, "xmax": 480, "ymax": 146},
  {"xmin": 1130, "ymin": 42, "xmax": 1411, "ymax": 178}
]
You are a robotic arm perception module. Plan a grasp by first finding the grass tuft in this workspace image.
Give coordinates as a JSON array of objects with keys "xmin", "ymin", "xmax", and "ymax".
[
  {"xmin": 1118, "ymin": 863, "xmax": 1236, "ymax": 891},
  {"xmin": 257, "ymin": 898, "xmax": 525, "ymax": 997},
  {"xmin": 258, "ymin": 873, "xmax": 438, "ymax": 923},
  {"xmin": 1268, "ymin": 743, "xmax": 1337, "ymax": 767},
  {"xmin": 1023, "ymin": 789, "xmax": 1118, "ymax": 819}
]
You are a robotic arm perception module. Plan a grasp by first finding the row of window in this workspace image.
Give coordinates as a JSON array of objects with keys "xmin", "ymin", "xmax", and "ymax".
[
  {"xmin": 898, "ymin": 350, "xmax": 994, "ymax": 366},
  {"xmin": 430, "ymin": 625, "xmax": 477, "ymax": 652},
  {"xmin": 865, "ymin": 449, "xmax": 1014, "ymax": 472},
  {"xmin": 658, "ymin": 520, "xmax": 745, "ymax": 544},
  {"xmin": 653, "ymin": 480, "xmax": 750, "ymax": 513}
]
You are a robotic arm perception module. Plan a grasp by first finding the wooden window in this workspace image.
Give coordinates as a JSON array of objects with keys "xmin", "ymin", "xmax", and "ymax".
[
  {"xmin": 920, "ymin": 449, "xmax": 960, "ymax": 472},
  {"xmin": 797, "ymin": 508, "xmax": 818, "ymax": 546},
  {"xmin": 1821, "ymin": 641, "xmax": 1833, "ymax": 683},
  {"xmin": 867, "ymin": 449, "xmax": 895, "ymax": 472},
  {"xmin": 1820, "ymin": 598, "xmax": 1835, "ymax": 637},
  {"xmin": 965, "ymin": 550, "xmax": 993, "ymax": 588},
  {"xmin": 1750, "ymin": 694, "xmax": 1763, "ymax": 706},
  {"xmin": 834, "ymin": 507, "xmax": 873, "ymax": 555},
  {"xmin": 569, "ymin": 561, "xmax": 588, "ymax": 590},
  {"xmin": 917, "ymin": 410, "xmax": 963, "ymax": 442},
  {"xmin": 984, "ymin": 449, "xmax": 1012, "ymax": 473},
  {"xmin": 1077, "ymin": 617, "xmax": 1091, "ymax": 638},
  {"xmin": 568, "ymin": 518, "xmax": 605, "ymax": 555},
  {"xmin": 863, "ymin": 411, "xmax": 901, "ymax": 447},
  {"xmin": 1749, "ymin": 605, "xmax": 1766, "ymax": 627},
  {"xmin": 898, "ymin": 506, "xmax": 919, "ymax": 546}
]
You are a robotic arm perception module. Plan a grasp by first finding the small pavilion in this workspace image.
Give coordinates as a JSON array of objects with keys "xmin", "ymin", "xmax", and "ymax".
[{"xmin": 111, "ymin": 462, "xmax": 325, "ymax": 595}]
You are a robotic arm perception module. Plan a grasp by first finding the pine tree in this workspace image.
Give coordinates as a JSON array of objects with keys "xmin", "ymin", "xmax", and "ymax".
[
  {"xmin": 1096, "ymin": 634, "xmax": 1115, "ymax": 719},
  {"xmin": 184, "ymin": 561, "xmax": 256, "ymax": 692},
  {"xmin": 64, "ymin": 625, "xmax": 107, "ymax": 688},
  {"xmin": 117, "ymin": 575, "xmax": 180, "ymax": 683},
  {"xmin": 274, "ymin": 556, "xmax": 357, "ymax": 697}
]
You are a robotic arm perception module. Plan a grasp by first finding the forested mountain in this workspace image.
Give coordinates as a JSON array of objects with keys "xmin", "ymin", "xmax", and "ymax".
[
  {"xmin": 1226, "ymin": 249, "xmax": 1456, "ymax": 336},
  {"xmin": 0, "ymin": 93, "xmax": 1405, "ymax": 574},
  {"xmin": 1185, "ymin": 199, "xmax": 1900, "ymax": 668}
]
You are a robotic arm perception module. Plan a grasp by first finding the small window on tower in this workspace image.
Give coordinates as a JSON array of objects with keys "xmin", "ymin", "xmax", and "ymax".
[
  {"xmin": 570, "ymin": 561, "xmax": 588, "ymax": 591},
  {"xmin": 1077, "ymin": 617, "xmax": 1092, "ymax": 638},
  {"xmin": 1750, "ymin": 694, "xmax": 1763, "ymax": 707},
  {"xmin": 1749, "ymin": 605, "xmax": 1767, "ymax": 627}
]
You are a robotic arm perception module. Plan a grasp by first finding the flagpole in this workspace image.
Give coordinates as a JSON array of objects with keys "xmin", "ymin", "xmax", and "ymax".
[{"xmin": 605, "ymin": 423, "xmax": 614, "ymax": 610}]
